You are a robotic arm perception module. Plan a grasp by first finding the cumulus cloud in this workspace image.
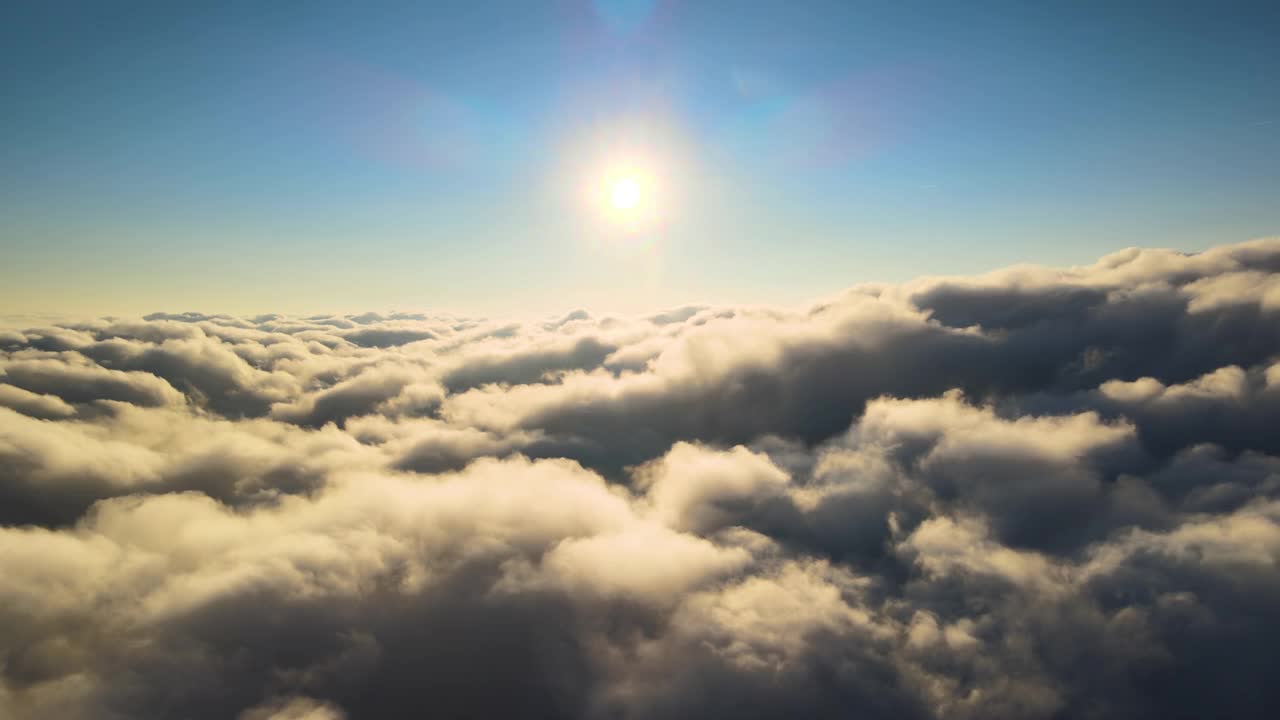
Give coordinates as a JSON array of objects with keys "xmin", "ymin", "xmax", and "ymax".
[
  {"xmin": 2, "ymin": 238, "xmax": 1280, "ymax": 718},
  {"xmin": 238, "ymin": 696, "xmax": 347, "ymax": 720},
  {"xmin": 0, "ymin": 384, "xmax": 76, "ymax": 420}
]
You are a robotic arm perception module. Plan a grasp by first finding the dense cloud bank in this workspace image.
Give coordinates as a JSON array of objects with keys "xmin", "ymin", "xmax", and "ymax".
[{"xmin": 3, "ymin": 239, "xmax": 1280, "ymax": 719}]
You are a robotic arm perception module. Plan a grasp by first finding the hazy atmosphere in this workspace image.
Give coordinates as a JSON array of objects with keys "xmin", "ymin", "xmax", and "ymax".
[
  {"xmin": 2, "ymin": 2, "xmax": 1279, "ymax": 719},
  {"xmin": 4, "ymin": 1, "xmax": 1279, "ymax": 314}
]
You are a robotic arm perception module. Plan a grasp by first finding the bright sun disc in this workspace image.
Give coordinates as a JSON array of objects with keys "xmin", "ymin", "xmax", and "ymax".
[{"xmin": 610, "ymin": 177, "xmax": 641, "ymax": 211}]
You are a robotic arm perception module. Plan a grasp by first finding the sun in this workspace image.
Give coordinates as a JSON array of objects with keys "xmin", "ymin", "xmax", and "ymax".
[
  {"xmin": 610, "ymin": 176, "xmax": 642, "ymax": 211},
  {"xmin": 583, "ymin": 156, "xmax": 665, "ymax": 236}
]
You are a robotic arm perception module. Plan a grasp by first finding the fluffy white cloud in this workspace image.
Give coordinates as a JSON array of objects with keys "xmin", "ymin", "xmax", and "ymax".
[{"xmin": 1, "ymin": 238, "xmax": 1279, "ymax": 719}]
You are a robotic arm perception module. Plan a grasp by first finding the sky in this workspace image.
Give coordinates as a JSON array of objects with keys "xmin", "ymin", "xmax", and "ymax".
[
  {"xmin": 5, "ymin": 5, "xmax": 1280, "ymax": 718},
  {"xmin": 2, "ymin": 0, "xmax": 1278, "ymax": 315}
]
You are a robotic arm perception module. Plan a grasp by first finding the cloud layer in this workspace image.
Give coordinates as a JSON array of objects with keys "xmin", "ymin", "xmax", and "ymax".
[{"xmin": 2, "ymin": 239, "xmax": 1280, "ymax": 719}]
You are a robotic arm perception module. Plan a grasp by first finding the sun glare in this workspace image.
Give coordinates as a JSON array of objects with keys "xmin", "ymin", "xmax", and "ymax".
[
  {"xmin": 611, "ymin": 177, "xmax": 641, "ymax": 211},
  {"xmin": 579, "ymin": 148, "xmax": 673, "ymax": 238}
]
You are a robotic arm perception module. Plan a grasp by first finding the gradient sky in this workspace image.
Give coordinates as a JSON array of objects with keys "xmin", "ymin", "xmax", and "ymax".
[{"xmin": 2, "ymin": 0, "xmax": 1278, "ymax": 316}]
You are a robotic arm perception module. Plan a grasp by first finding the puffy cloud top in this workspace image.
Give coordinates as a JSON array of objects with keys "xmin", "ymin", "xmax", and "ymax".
[{"xmin": 2, "ymin": 239, "xmax": 1280, "ymax": 719}]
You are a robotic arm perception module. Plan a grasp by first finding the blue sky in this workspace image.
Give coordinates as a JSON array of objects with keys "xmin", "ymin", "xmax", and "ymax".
[{"xmin": 3, "ymin": 0, "xmax": 1278, "ymax": 315}]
